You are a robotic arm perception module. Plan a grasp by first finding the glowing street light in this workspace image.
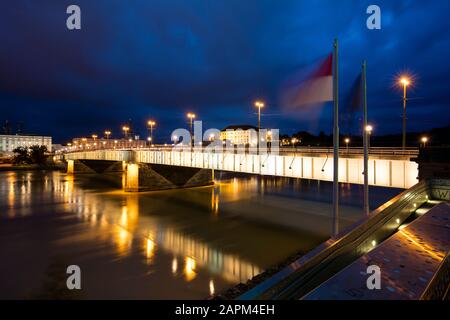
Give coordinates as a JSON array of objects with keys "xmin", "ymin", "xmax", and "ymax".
[
  {"xmin": 187, "ymin": 113, "xmax": 196, "ymax": 146},
  {"xmin": 104, "ymin": 130, "xmax": 111, "ymax": 139},
  {"xmin": 421, "ymin": 136, "xmax": 429, "ymax": 148},
  {"xmin": 344, "ymin": 137, "xmax": 350, "ymax": 153},
  {"xmin": 365, "ymin": 125, "xmax": 373, "ymax": 150},
  {"xmin": 122, "ymin": 126, "xmax": 130, "ymax": 138},
  {"xmin": 92, "ymin": 134, "xmax": 98, "ymax": 141},
  {"xmin": 254, "ymin": 100, "xmax": 265, "ymax": 131},
  {"xmin": 399, "ymin": 76, "xmax": 411, "ymax": 149}
]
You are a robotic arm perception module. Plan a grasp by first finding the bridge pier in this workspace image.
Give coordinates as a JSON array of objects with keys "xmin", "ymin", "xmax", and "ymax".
[{"xmin": 123, "ymin": 162, "xmax": 214, "ymax": 192}]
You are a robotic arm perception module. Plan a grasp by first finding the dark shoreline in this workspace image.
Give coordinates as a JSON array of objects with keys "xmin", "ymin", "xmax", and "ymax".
[{"xmin": 213, "ymin": 250, "xmax": 306, "ymax": 300}]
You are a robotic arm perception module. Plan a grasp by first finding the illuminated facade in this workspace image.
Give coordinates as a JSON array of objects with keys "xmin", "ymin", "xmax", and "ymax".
[
  {"xmin": 220, "ymin": 125, "xmax": 259, "ymax": 146},
  {"xmin": 0, "ymin": 134, "xmax": 52, "ymax": 154}
]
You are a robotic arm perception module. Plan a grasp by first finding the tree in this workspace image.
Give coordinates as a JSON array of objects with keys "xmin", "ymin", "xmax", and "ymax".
[
  {"xmin": 12, "ymin": 146, "xmax": 31, "ymax": 164},
  {"xmin": 29, "ymin": 145, "xmax": 48, "ymax": 165}
]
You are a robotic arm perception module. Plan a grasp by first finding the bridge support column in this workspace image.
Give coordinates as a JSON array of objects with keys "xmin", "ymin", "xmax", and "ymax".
[
  {"xmin": 123, "ymin": 162, "xmax": 214, "ymax": 192},
  {"xmin": 67, "ymin": 159, "xmax": 74, "ymax": 174},
  {"xmin": 66, "ymin": 159, "xmax": 96, "ymax": 174}
]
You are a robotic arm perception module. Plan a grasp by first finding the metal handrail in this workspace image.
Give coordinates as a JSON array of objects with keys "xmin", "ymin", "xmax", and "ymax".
[{"xmin": 63, "ymin": 146, "xmax": 419, "ymax": 157}]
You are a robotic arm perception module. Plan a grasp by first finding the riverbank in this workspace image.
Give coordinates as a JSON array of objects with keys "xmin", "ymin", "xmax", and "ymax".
[{"xmin": 213, "ymin": 249, "xmax": 307, "ymax": 300}]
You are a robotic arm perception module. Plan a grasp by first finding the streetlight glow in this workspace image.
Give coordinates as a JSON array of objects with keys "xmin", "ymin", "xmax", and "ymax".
[
  {"xmin": 187, "ymin": 113, "xmax": 196, "ymax": 147},
  {"xmin": 147, "ymin": 120, "xmax": 156, "ymax": 146},
  {"xmin": 398, "ymin": 74, "xmax": 413, "ymax": 149},
  {"xmin": 400, "ymin": 77, "xmax": 410, "ymax": 86},
  {"xmin": 421, "ymin": 136, "xmax": 429, "ymax": 148},
  {"xmin": 365, "ymin": 125, "xmax": 373, "ymax": 133}
]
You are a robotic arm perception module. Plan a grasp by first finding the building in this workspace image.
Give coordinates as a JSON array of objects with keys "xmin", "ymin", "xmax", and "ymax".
[
  {"xmin": 0, "ymin": 134, "xmax": 52, "ymax": 155},
  {"xmin": 220, "ymin": 125, "xmax": 259, "ymax": 146}
]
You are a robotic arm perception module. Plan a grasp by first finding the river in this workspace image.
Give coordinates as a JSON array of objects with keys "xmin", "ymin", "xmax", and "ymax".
[{"xmin": 0, "ymin": 170, "xmax": 402, "ymax": 299}]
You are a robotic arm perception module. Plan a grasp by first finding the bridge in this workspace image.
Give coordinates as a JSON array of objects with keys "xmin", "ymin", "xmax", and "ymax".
[{"xmin": 63, "ymin": 146, "xmax": 419, "ymax": 191}]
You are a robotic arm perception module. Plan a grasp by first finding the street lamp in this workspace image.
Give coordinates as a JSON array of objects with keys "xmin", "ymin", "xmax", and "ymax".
[
  {"xmin": 399, "ymin": 76, "xmax": 411, "ymax": 149},
  {"xmin": 421, "ymin": 136, "xmax": 429, "ymax": 148},
  {"xmin": 104, "ymin": 130, "xmax": 111, "ymax": 139},
  {"xmin": 254, "ymin": 101, "xmax": 265, "ymax": 131},
  {"xmin": 187, "ymin": 113, "xmax": 196, "ymax": 146},
  {"xmin": 365, "ymin": 125, "xmax": 373, "ymax": 150},
  {"xmin": 147, "ymin": 120, "xmax": 156, "ymax": 146},
  {"xmin": 344, "ymin": 137, "xmax": 350, "ymax": 153},
  {"xmin": 122, "ymin": 126, "xmax": 130, "ymax": 138},
  {"xmin": 92, "ymin": 134, "xmax": 98, "ymax": 141}
]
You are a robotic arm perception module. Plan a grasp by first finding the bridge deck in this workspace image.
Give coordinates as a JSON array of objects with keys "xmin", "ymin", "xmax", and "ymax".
[
  {"xmin": 302, "ymin": 201, "xmax": 450, "ymax": 300},
  {"xmin": 64, "ymin": 147, "xmax": 419, "ymax": 189}
]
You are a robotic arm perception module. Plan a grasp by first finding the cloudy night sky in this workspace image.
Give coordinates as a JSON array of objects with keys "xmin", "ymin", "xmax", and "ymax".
[{"xmin": 1, "ymin": 0, "xmax": 449, "ymax": 143}]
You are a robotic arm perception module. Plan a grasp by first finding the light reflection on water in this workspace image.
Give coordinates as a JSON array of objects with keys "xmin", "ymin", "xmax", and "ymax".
[{"xmin": 0, "ymin": 171, "xmax": 401, "ymax": 299}]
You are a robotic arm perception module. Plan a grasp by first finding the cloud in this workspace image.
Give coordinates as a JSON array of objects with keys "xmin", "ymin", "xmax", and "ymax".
[{"xmin": 0, "ymin": 0, "xmax": 449, "ymax": 142}]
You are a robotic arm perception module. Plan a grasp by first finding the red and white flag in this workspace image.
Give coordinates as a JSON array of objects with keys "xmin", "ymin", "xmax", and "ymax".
[{"xmin": 281, "ymin": 54, "xmax": 333, "ymax": 108}]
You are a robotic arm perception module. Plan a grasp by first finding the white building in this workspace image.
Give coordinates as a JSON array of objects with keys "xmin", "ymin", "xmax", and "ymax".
[{"xmin": 0, "ymin": 135, "xmax": 52, "ymax": 155}]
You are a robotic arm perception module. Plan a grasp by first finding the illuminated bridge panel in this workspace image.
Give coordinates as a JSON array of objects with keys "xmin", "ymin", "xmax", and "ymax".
[{"xmin": 65, "ymin": 150, "xmax": 419, "ymax": 189}]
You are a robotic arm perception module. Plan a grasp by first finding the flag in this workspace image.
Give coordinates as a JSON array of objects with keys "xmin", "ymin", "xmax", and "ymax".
[
  {"xmin": 346, "ymin": 73, "xmax": 363, "ymax": 112},
  {"xmin": 281, "ymin": 54, "xmax": 333, "ymax": 109}
]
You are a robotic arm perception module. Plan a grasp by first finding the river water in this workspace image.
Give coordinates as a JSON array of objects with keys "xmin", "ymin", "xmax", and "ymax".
[{"xmin": 0, "ymin": 170, "xmax": 402, "ymax": 299}]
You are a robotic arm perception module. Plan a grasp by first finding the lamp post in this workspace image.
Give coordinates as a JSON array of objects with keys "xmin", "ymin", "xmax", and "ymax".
[
  {"xmin": 147, "ymin": 120, "xmax": 156, "ymax": 146},
  {"xmin": 344, "ymin": 137, "xmax": 350, "ymax": 153},
  {"xmin": 254, "ymin": 101, "xmax": 265, "ymax": 131},
  {"xmin": 421, "ymin": 136, "xmax": 428, "ymax": 148},
  {"xmin": 291, "ymin": 137, "xmax": 299, "ymax": 147},
  {"xmin": 365, "ymin": 125, "xmax": 373, "ymax": 150},
  {"xmin": 399, "ymin": 77, "xmax": 410, "ymax": 150},
  {"xmin": 187, "ymin": 113, "xmax": 196, "ymax": 146},
  {"xmin": 122, "ymin": 126, "xmax": 130, "ymax": 139},
  {"xmin": 104, "ymin": 130, "xmax": 111, "ymax": 140}
]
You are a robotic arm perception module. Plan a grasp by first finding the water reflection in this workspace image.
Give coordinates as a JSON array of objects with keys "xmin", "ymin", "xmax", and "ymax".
[{"xmin": 0, "ymin": 171, "xmax": 402, "ymax": 299}]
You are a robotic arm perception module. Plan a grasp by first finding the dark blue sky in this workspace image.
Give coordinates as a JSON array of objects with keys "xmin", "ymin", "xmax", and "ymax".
[{"xmin": 1, "ymin": 0, "xmax": 449, "ymax": 143}]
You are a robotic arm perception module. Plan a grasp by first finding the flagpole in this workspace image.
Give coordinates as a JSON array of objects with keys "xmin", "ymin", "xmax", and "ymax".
[
  {"xmin": 362, "ymin": 61, "xmax": 370, "ymax": 216},
  {"xmin": 332, "ymin": 39, "xmax": 339, "ymax": 237}
]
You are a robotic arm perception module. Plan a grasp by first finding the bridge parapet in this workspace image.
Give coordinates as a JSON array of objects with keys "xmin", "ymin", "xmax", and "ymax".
[{"xmin": 65, "ymin": 149, "xmax": 134, "ymax": 162}]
